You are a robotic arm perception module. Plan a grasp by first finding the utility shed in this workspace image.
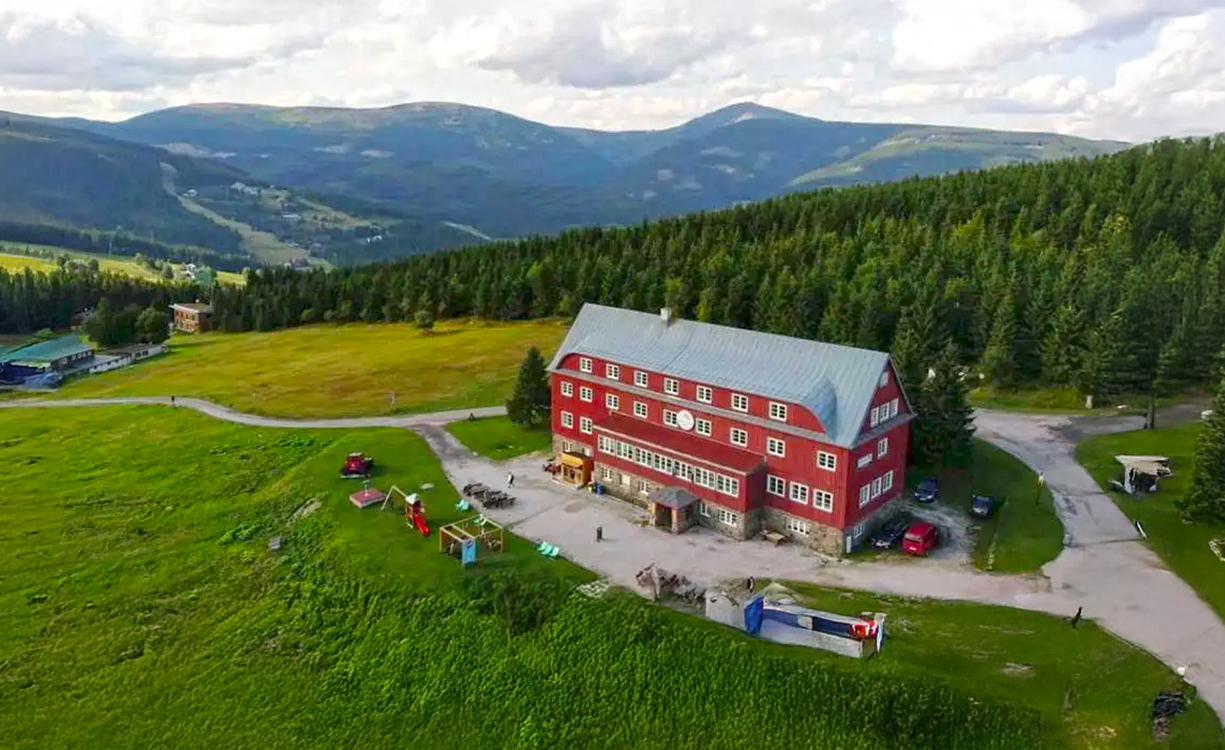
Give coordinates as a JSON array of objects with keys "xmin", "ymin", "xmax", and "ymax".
[
  {"xmin": 705, "ymin": 582, "xmax": 885, "ymax": 659},
  {"xmin": 1113, "ymin": 455, "xmax": 1172, "ymax": 495}
]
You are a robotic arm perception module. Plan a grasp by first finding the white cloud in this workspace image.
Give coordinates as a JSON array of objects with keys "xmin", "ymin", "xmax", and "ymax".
[{"xmin": 0, "ymin": 0, "xmax": 1220, "ymax": 143}]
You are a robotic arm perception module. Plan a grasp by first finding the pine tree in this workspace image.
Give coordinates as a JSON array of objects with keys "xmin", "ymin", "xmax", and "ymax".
[
  {"xmin": 981, "ymin": 293, "xmax": 1019, "ymax": 388},
  {"xmin": 1042, "ymin": 304, "xmax": 1087, "ymax": 386},
  {"xmin": 506, "ymin": 347, "xmax": 551, "ymax": 429},
  {"xmin": 1077, "ymin": 309, "xmax": 1134, "ymax": 400},
  {"xmin": 915, "ymin": 341, "xmax": 976, "ymax": 467},
  {"xmin": 1180, "ymin": 362, "xmax": 1225, "ymax": 521}
]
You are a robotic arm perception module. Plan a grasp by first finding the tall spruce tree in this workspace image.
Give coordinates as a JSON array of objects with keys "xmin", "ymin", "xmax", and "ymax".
[
  {"xmin": 981, "ymin": 293, "xmax": 1019, "ymax": 388},
  {"xmin": 915, "ymin": 341, "xmax": 976, "ymax": 467},
  {"xmin": 506, "ymin": 347, "xmax": 551, "ymax": 428},
  {"xmin": 1042, "ymin": 303, "xmax": 1087, "ymax": 386},
  {"xmin": 1180, "ymin": 362, "xmax": 1225, "ymax": 521}
]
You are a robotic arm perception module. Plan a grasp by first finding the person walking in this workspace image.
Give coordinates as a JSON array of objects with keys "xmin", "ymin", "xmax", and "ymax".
[
  {"xmin": 507, "ymin": 472, "xmax": 515, "ymax": 488},
  {"xmin": 596, "ymin": 526, "xmax": 603, "ymax": 542},
  {"xmin": 1071, "ymin": 606, "xmax": 1083, "ymax": 629},
  {"xmin": 170, "ymin": 395, "xmax": 176, "ymax": 407}
]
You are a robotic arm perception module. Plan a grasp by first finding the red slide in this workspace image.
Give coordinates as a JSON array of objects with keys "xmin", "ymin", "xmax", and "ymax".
[{"xmin": 411, "ymin": 511, "xmax": 431, "ymax": 538}]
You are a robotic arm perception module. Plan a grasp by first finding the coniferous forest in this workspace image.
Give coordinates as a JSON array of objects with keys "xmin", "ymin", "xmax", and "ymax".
[
  {"xmin": 6, "ymin": 136, "xmax": 1225, "ymax": 406},
  {"xmin": 210, "ymin": 136, "xmax": 1225, "ymax": 403}
]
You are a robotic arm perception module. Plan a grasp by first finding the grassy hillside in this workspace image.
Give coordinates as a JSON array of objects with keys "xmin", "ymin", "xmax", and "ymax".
[
  {"xmin": 0, "ymin": 243, "xmax": 245, "ymax": 285},
  {"xmin": 2, "ymin": 406, "xmax": 1217, "ymax": 749},
  {"xmin": 1076, "ymin": 424, "xmax": 1225, "ymax": 622},
  {"xmin": 46, "ymin": 320, "xmax": 568, "ymax": 417}
]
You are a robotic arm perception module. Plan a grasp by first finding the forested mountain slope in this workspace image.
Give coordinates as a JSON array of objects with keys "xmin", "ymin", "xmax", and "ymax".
[
  {"xmin": 65, "ymin": 102, "xmax": 1127, "ymax": 242},
  {"xmin": 213, "ymin": 135, "xmax": 1225, "ymax": 402},
  {"xmin": 0, "ymin": 113, "xmax": 475, "ymax": 268}
]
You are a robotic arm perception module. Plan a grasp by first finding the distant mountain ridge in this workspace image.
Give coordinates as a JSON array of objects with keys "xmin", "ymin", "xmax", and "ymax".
[{"xmin": 55, "ymin": 101, "xmax": 1130, "ymax": 243}]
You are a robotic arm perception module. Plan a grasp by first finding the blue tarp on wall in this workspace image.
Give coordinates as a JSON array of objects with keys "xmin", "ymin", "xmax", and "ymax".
[{"xmin": 744, "ymin": 597, "xmax": 764, "ymax": 635}]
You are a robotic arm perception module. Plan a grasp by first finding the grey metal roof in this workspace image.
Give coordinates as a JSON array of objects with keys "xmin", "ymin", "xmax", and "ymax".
[{"xmin": 547, "ymin": 304, "xmax": 891, "ymax": 448}]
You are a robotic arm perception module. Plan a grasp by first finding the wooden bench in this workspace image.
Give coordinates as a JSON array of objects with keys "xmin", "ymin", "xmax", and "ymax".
[{"xmin": 762, "ymin": 530, "xmax": 787, "ymax": 546}]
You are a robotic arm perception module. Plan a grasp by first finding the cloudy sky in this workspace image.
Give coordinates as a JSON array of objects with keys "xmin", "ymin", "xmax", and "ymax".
[{"xmin": 0, "ymin": 0, "xmax": 1222, "ymax": 142}]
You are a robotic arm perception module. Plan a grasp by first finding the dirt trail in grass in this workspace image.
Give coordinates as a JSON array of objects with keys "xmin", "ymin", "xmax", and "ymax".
[{"xmin": 0, "ymin": 396, "xmax": 505, "ymax": 428}]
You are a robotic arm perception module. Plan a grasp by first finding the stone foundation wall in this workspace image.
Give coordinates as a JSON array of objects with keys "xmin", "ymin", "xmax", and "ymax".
[{"xmin": 760, "ymin": 507, "xmax": 843, "ymax": 556}]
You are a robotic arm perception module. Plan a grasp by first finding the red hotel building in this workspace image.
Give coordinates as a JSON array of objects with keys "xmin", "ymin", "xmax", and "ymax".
[{"xmin": 548, "ymin": 304, "xmax": 915, "ymax": 556}]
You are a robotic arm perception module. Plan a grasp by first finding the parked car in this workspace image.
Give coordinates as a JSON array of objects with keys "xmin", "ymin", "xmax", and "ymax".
[
  {"xmin": 869, "ymin": 514, "xmax": 913, "ymax": 550},
  {"xmin": 914, "ymin": 476, "xmax": 939, "ymax": 503},
  {"xmin": 902, "ymin": 522, "xmax": 939, "ymax": 556},
  {"xmin": 970, "ymin": 495, "xmax": 996, "ymax": 519}
]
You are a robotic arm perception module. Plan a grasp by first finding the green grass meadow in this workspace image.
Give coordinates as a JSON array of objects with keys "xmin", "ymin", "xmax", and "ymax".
[
  {"xmin": 782, "ymin": 585, "xmax": 1223, "ymax": 750},
  {"xmin": 40, "ymin": 320, "xmax": 567, "ymax": 418},
  {"xmin": 447, "ymin": 416, "xmax": 553, "ymax": 460},
  {"xmin": 1, "ymin": 406, "xmax": 1052, "ymax": 750},
  {"xmin": 1075, "ymin": 424, "xmax": 1225, "ymax": 622}
]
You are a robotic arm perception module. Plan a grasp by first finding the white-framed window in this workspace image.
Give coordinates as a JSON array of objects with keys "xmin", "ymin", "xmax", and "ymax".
[
  {"xmin": 731, "ymin": 393, "xmax": 749, "ymax": 412},
  {"xmin": 561, "ymin": 411, "xmax": 574, "ymax": 428},
  {"xmin": 579, "ymin": 357, "xmax": 592, "ymax": 373},
  {"xmin": 663, "ymin": 410, "xmax": 679, "ymax": 427},
  {"xmin": 817, "ymin": 451, "xmax": 836, "ymax": 471},
  {"xmin": 730, "ymin": 428, "xmax": 748, "ymax": 447},
  {"xmin": 880, "ymin": 370, "xmax": 889, "ymax": 387},
  {"xmin": 598, "ymin": 435, "xmax": 614, "ymax": 453},
  {"xmin": 859, "ymin": 484, "xmax": 871, "ymax": 507},
  {"xmin": 890, "ymin": 398, "xmax": 900, "ymax": 418},
  {"xmin": 696, "ymin": 385, "xmax": 713, "ymax": 403},
  {"xmin": 606, "ymin": 393, "xmax": 620, "ymax": 411},
  {"xmin": 579, "ymin": 386, "xmax": 593, "ymax": 402},
  {"xmin": 789, "ymin": 483, "xmax": 809, "ymax": 505},
  {"xmin": 872, "ymin": 476, "xmax": 883, "ymax": 499},
  {"xmin": 717, "ymin": 508, "xmax": 738, "ymax": 527},
  {"xmin": 638, "ymin": 479, "xmax": 651, "ymax": 495},
  {"xmin": 664, "ymin": 377, "xmax": 679, "ymax": 396},
  {"xmin": 560, "ymin": 381, "xmax": 573, "ymax": 398},
  {"xmin": 606, "ymin": 363, "xmax": 620, "ymax": 381},
  {"xmin": 720, "ymin": 477, "xmax": 740, "ymax": 497},
  {"xmin": 784, "ymin": 517, "xmax": 810, "ymax": 536},
  {"xmin": 767, "ymin": 437, "xmax": 786, "ymax": 457},
  {"xmin": 580, "ymin": 416, "xmax": 593, "ymax": 434},
  {"xmin": 767, "ymin": 475, "xmax": 786, "ymax": 496},
  {"xmin": 813, "ymin": 490, "xmax": 834, "ymax": 512},
  {"xmin": 698, "ymin": 502, "xmax": 710, "ymax": 517},
  {"xmin": 635, "ymin": 370, "xmax": 649, "ymax": 388},
  {"xmin": 696, "ymin": 418, "xmax": 712, "ymax": 437},
  {"xmin": 562, "ymin": 440, "xmax": 573, "ymax": 452},
  {"xmin": 634, "ymin": 402, "xmax": 648, "ymax": 419},
  {"xmin": 601, "ymin": 467, "xmax": 614, "ymax": 481},
  {"xmin": 870, "ymin": 406, "xmax": 881, "ymax": 427},
  {"xmin": 877, "ymin": 437, "xmax": 889, "ymax": 458},
  {"xmin": 769, "ymin": 402, "xmax": 788, "ymax": 422},
  {"xmin": 857, "ymin": 454, "xmax": 873, "ymax": 469},
  {"xmin": 883, "ymin": 470, "xmax": 894, "ymax": 492}
]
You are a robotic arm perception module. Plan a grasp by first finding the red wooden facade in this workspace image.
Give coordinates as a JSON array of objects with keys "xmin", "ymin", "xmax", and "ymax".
[{"xmin": 550, "ymin": 349, "xmax": 912, "ymax": 536}]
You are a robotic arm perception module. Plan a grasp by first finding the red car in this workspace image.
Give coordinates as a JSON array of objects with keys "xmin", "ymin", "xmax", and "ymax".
[{"xmin": 901, "ymin": 522, "xmax": 939, "ymax": 556}]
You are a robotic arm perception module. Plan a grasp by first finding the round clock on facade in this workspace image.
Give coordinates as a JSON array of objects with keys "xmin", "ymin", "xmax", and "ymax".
[{"xmin": 676, "ymin": 410, "xmax": 695, "ymax": 431}]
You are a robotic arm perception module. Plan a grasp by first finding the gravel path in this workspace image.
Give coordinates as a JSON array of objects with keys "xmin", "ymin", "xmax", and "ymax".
[
  {"xmin": 0, "ymin": 396, "xmax": 506, "ymax": 428},
  {"xmin": 4, "ymin": 396, "xmax": 1223, "ymax": 720}
]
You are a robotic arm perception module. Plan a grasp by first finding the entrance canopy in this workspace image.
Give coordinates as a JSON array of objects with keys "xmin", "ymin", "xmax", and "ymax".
[
  {"xmin": 650, "ymin": 486, "xmax": 699, "ymax": 510},
  {"xmin": 560, "ymin": 452, "xmax": 590, "ymax": 468}
]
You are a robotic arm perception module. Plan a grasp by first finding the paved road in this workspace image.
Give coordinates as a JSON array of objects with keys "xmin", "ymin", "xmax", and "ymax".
[
  {"xmin": 0, "ymin": 396, "xmax": 506, "ymax": 428},
  {"xmin": 5, "ymin": 396, "xmax": 1224, "ymax": 720}
]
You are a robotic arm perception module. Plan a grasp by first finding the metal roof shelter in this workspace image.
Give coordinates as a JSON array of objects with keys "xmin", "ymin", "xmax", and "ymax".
[
  {"xmin": 649, "ymin": 486, "xmax": 699, "ymax": 510},
  {"xmin": 0, "ymin": 334, "xmax": 93, "ymax": 367},
  {"xmin": 548, "ymin": 304, "xmax": 892, "ymax": 448}
]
